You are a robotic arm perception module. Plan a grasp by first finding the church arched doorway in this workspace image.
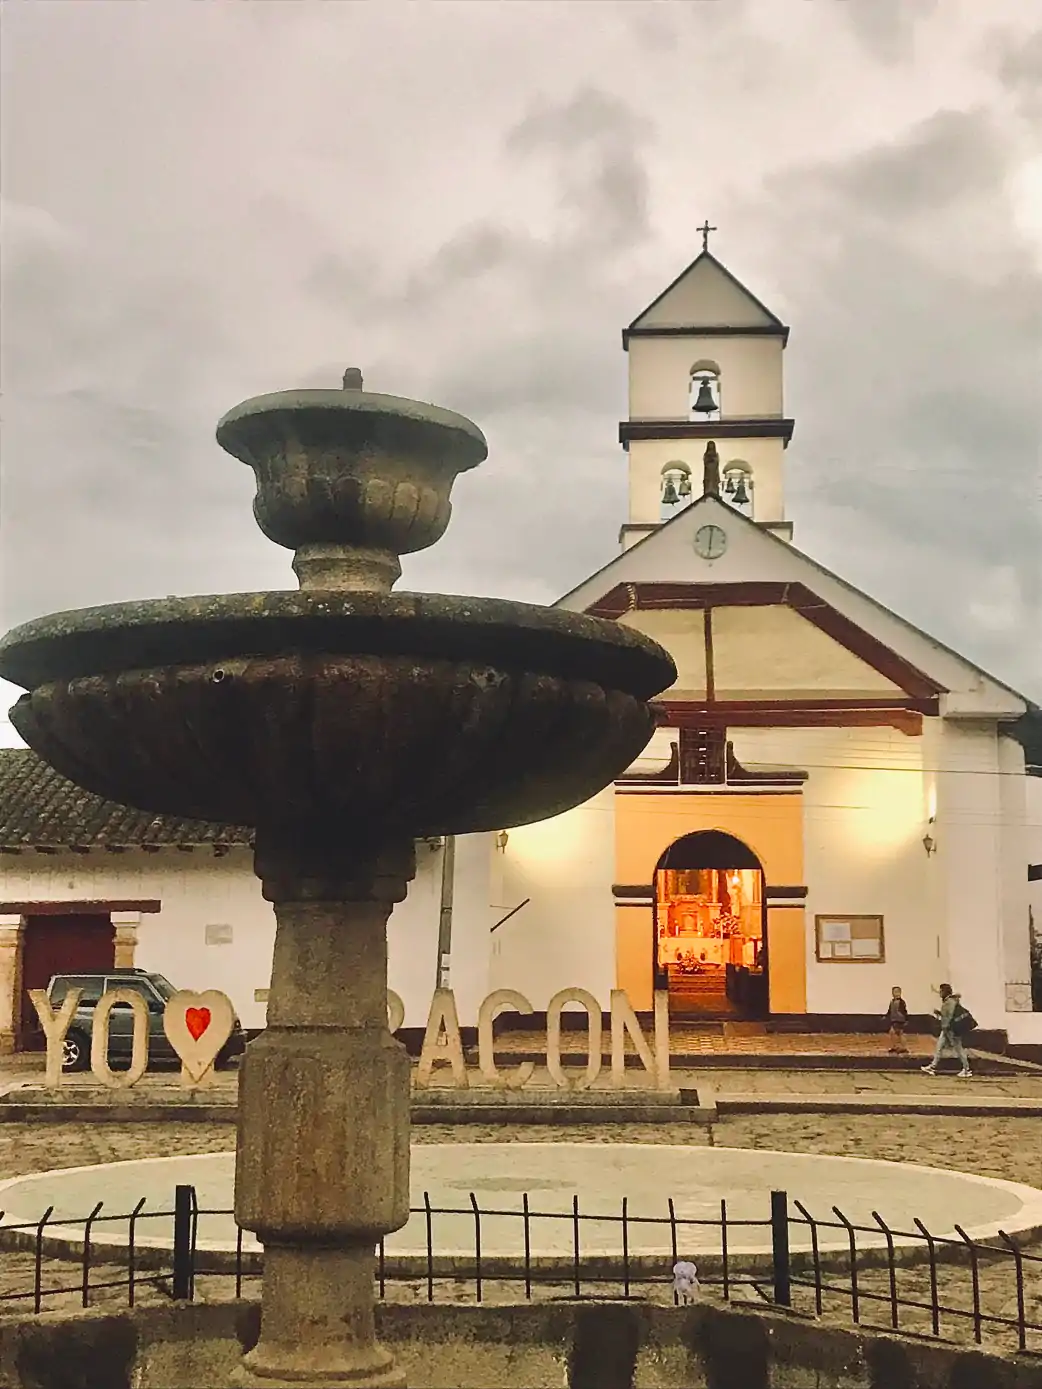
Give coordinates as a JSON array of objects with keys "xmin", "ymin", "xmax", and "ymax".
[{"xmin": 653, "ymin": 831, "xmax": 768, "ymax": 1020}]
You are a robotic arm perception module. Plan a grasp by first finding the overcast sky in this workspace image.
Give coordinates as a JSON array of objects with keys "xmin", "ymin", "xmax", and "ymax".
[{"xmin": 1, "ymin": 0, "xmax": 1040, "ymax": 745}]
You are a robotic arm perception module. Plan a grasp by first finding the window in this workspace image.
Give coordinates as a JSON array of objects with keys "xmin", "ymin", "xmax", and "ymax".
[
  {"xmin": 815, "ymin": 915, "xmax": 885, "ymax": 963},
  {"xmin": 106, "ymin": 978, "xmax": 164, "ymax": 1011},
  {"xmin": 49, "ymin": 976, "xmax": 104, "ymax": 1006}
]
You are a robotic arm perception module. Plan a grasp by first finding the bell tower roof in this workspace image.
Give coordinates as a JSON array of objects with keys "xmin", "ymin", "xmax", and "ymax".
[{"xmin": 624, "ymin": 249, "xmax": 788, "ymax": 347}]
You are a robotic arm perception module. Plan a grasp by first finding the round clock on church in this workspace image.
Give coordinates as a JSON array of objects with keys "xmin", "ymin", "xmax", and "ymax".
[{"xmin": 694, "ymin": 524, "xmax": 727, "ymax": 560}]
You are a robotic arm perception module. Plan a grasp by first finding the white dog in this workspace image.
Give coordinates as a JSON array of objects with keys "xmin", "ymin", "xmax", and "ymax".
[{"xmin": 672, "ymin": 1260, "xmax": 699, "ymax": 1304}]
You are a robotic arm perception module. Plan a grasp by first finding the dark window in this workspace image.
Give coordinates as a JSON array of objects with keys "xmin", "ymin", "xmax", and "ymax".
[
  {"xmin": 105, "ymin": 977, "xmax": 164, "ymax": 1009},
  {"xmin": 49, "ymin": 976, "xmax": 105, "ymax": 1007}
]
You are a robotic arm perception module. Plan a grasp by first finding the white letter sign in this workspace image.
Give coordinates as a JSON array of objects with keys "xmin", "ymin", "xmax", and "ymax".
[
  {"xmin": 415, "ymin": 988, "xmax": 469, "ymax": 1089},
  {"xmin": 477, "ymin": 989, "xmax": 535, "ymax": 1089},
  {"xmin": 91, "ymin": 989, "xmax": 150, "ymax": 1089},
  {"xmin": 30, "ymin": 988, "xmax": 81, "ymax": 1089},
  {"xmin": 546, "ymin": 987, "xmax": 602, "ymax": 1090},
  {"xmin": 163, "ymin": 990, "xmax": 235, "ymax": 1086}
]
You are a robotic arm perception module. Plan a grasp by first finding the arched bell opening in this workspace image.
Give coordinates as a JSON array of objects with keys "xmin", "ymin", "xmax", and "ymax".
[
  {"xmin": 689, "ymin": 361, "xmax": 722, "ymax": 422},
  {"xmin": 652, "ymin": 830, "xmax": 768, "ymax": 1020},
  {"xmin": 722, "ymin": 459, "xmax": 754, "ymax": 515},
  {"xmin": 660, "ymin": 460, "xmax": 693, "ymax": 519}
]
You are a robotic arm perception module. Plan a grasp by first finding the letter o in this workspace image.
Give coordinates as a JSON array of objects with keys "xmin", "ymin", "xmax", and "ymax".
[
  {"xmin": 386, "ymin": 990, "xmax": 406, "ymax": 1034},
  {"xmin": 91, "ymin": 989, "xmax": 150, "ymax": 1089},
  {"xmin": 546, "ymin": 988, "xmax": 602, "ymax": 1090}
]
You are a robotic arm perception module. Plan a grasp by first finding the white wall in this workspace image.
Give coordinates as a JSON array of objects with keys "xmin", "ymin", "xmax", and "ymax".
[
  {"xmin": 627, "ymin": 437, "xmax": 785, "ymax": 527},
  {"xmin": 489, "ymin": 786, "xmax": 616, "ymax": 1010},
  {"xmin": 0, "ymin": 848, "xmax": 277, "ymax": 1030},
  {"xmin": 628, "ymin": 335, "xmax": 784, "ymax": 420},
  {"xmin": 998, "ymin": 736, "xmax": 1032, "ymax": 1005},
  {"xmin": 934, "ymin": 720, "xmax": 1006, "ymax": 1025},
  {"xmin": 385, "ymin": 843, "xmax": 443, "ymax": 1028},
  {"xmin": 0, "ymin": 843, "xmax": 459, "ymax": 1033},
  {"xmin": 731, "ymin": 725, "xmax": 936, "ymax": 1017},
  {"xmin": 446, "ymin": 832, "xmax": 495, "ymax": 1026},
  {"xmin": 385, "ymin": 835, "xmax": 497, "ymax": 1028}
]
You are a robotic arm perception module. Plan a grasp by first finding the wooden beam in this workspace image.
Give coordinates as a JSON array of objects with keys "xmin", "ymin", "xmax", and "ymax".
[
  {"xmin": 0, "ymin": 899, "xmax": 162, "ymax": 915},
  {"xmin": 660, "ymin": 702, "xmax": 927, "ymax": 734},
  {"xmin": 584, "ymin": 582, "xmax": 946, "ymax": 702}
]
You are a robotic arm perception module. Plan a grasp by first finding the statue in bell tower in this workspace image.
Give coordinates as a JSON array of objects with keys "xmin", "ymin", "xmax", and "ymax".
[{"xmin": 702, "ymin": 441, "xmax": 721, "ymax": 498}]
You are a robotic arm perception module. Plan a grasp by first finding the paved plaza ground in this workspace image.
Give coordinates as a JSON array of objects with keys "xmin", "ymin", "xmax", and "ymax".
[{"xmin": 1, "ymin": 1051, "xmax": 1039, "ymax": 1352}]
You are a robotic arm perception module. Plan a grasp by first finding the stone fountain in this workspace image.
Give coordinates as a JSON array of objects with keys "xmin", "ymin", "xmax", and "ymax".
[{"xmin": 0, "ymin": 371, "xmax": 674, "ymax": 1387}]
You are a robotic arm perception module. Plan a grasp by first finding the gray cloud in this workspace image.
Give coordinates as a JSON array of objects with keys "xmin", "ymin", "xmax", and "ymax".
[
  {"xmin": 747, "ymin": 102, "xmax": 1041, "ymax": 689},
  {"xmin": 838, "ymin": 0, "xmax": 940, "ymax": 64},
  {"xmin": 1, "ymin": 0, "xmax": 1039, "ymax": 742},
  {"xmin": 994, "ymin": 25, "xmax": 1042, "ymax": 118}
]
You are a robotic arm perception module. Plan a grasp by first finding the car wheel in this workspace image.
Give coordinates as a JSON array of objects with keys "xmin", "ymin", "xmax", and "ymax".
[{"xmin": 62, "ymin": 1031, "xmax": 90, "ymax": 1072}]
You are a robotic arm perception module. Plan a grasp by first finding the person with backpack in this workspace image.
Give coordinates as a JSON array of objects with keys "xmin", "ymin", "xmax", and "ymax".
[{"xmin": 921, "ymin": 983, "xmax": 975, "ymax": 1078}]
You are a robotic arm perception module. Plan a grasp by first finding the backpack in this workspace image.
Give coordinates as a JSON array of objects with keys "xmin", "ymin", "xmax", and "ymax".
[{"xmin": 951, "ymin": 1005, "xmax": 977, "ymax": 1037}]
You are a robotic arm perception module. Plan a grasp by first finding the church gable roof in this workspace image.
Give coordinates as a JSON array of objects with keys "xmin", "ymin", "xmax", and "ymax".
[
  {"xmin": 555, "ymin": 495, "xmax": 1031, "ymax": 721},
  {"xmin": 627, "ymin": 251, "xmax": 787, "ymax": 337}
]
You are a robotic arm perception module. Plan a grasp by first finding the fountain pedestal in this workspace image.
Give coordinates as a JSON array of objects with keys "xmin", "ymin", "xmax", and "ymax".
[
  {"xmin": 0, "ymin": 371, "xmax": 676, "ymax": 1389},
  {"xmin": 233, "ymin": 837, "xmax": 413, "ymax": 1386}
]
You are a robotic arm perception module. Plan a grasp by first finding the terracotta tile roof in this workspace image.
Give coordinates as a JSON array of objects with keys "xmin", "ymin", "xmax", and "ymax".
[{"xmin": 0, "ymin": 748, "xmax": 253, "ymax": 851}]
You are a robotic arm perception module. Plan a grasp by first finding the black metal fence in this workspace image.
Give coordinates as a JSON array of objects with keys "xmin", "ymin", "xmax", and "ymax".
[{"xmin": 1, "ymin": 1186, "xmax": 1040, "ymax": 1354}]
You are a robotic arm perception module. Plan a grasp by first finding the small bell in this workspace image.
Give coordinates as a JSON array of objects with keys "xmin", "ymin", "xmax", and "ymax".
[
  {"xmin": 661, "ymin": 477, "xmax": 680, "ymax": 506},
  {"xmin": 678, "ymin": 473, "xmax": 692, "ymax": 498},
  {"xmin": 724, "ymin": 475, "xmax": 737, "ymax": 496},
  {"xmin": 691, "ymin": 378, "xmax": 717, "ymax": 415},
  {"xmin": 732, "ymin": 476, "xmax": 750, "ymax": 506}
]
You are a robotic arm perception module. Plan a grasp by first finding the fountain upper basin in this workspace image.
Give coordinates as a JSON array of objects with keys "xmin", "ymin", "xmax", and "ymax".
[{"xmin": 0, "ymin": 589, "xmax": 676, "ymax": 835}]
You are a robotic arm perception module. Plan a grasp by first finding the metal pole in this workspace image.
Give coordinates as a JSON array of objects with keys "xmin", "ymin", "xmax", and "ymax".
[
  {"xmin": 771, "ymin": 1189, "xmax": 791, "ymax": 1308},
  {"xmin": 436, "ymin": 835, "xmax": 456, "ymax": 991},
  {"xmin": 172, "ymin": 1184, "xmax": 194, "ymax": 1300}
]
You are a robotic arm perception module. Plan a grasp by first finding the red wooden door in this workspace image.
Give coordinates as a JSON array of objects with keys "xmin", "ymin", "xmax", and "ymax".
[{"xmin": 19, "ymin": 914, "xmax": 115, "ymax": 1049}]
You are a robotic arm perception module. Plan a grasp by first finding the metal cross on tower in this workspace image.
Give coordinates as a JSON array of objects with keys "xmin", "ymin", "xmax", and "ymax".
[{"xmin": 697, "ymin": 219, "xmax": 717, "ymax": 252}]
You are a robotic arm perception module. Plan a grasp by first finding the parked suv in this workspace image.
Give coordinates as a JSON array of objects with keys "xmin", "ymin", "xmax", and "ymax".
[{"xmin": 46, "ymin": 968, "xmax": 246, "ymax": 1073}]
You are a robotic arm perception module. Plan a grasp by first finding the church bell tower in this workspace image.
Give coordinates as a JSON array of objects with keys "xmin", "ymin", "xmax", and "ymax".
[{"xmin": 619, "ymin": 225, "xmax": 795, "ymax": 549}]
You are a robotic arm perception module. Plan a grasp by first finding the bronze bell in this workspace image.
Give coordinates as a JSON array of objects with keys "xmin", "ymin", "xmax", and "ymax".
[
  {"xmin": 732, "ymin": 476, "xmax": 750, "ymax": 506},
  {"xmin": 662, "ymin": 477, "xmax": 680, "ymax": 506},
  {"xmin": 691, "ymin": 378, "xmax": 717, "ymax": 415},
  {"xmin": 678, "ymin": 473, "xmax": 692, "ymax": 498},
  {"xmin": 724, "ymin": 475, "xmax": 737, "ymax": 496}
]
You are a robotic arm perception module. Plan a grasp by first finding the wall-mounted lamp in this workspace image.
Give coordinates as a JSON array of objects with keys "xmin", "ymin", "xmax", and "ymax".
[
  {"xmin": 922, "ymin": 821, "xmax": 937, "ymax": 857},
  {"xmin": 495, "ymin": 830, "xmax": 509, "ymax": 852}
]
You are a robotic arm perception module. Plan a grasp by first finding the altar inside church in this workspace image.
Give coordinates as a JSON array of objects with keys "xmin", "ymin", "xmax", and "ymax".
[{"xmin": 656, "ymin": 866, "xmax": 765, "ymax": 1016}]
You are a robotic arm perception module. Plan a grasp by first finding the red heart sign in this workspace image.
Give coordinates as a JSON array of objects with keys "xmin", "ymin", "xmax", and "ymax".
[{"xmin": 185, "ymin": 1007, "xmax": 211, "ymax": 1041}]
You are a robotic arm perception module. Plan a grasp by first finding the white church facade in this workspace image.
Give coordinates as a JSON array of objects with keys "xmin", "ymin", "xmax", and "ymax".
[{"xmin": 2, "ymin": 245, "xmax": 1040, "ymax": 1048}]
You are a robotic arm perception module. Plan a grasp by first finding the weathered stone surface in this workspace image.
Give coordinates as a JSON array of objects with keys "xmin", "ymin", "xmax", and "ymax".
[
  {"xmin": 0, "ymin": 376, "xmax": 676, "ymax": 1389},
  {"xmin": 216, "ymin": 383, "xmax": 488, "ymax": 591},
  {"xmin": 3, "ymin": 1302, "xmax": 1040, "ymax": 1389},
  {"xmin": 235, "ymin": 1030, "xmax": 410, "ymax": 1240},
  {"xmin": 0, "ymin": 599, "xmax": 671, "ymax": 839}
]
